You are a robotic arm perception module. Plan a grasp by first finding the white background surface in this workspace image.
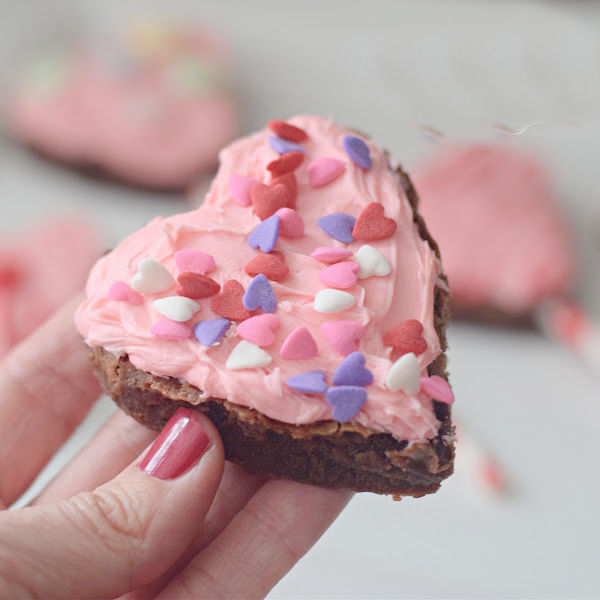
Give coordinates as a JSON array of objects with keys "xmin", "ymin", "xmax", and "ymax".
[{"xmin": 1, "ymin": 1, "xmax": 600, "ymax": 598}]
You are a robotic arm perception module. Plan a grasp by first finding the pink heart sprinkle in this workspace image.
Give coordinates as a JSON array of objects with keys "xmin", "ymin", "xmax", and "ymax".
[
  {"xmin": 275, "ymin": 207, "xmax": 304, "ymax": 238},
  {"xmin": 320, "ymin": 321, "xmax": 365, "ymax": 356},
  {"xmin": 236, "ymin": 313, "xmax": 280, "ymax": 348},
  {"xmin": 307, "ymin": 157, "xmax": 346, "ymax": 187},
  {"xmin": 310, "ymin": 246, "xmax": 353, "ymax": 264},
  {"xmin": 108, "ymin": 281, "xmax": 143, "ymax": 305},
  {"xmin": 318, "ymin": 261, "xmax": 360, "ymax": 289},
  {"xmin": 174, "ymin": 250, "xmax": 215, "ymax": 275},
  {"xmin": 150, "ymin": 317, "xmax": 192, "ymax": 340},
  {"xmin": 229, "ymin": 174, "xmax": 258, "ymax": 206},
  {"xmin": 280, "ymin": 326, "xmax": 319, "ymax": 360},
  {"xmin": 420, "ymin": 375, "xmax": 454, "ymax": 404}
]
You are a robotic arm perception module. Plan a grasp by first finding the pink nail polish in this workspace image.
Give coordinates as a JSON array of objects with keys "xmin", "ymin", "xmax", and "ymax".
[{"xmin": 140, "ymin": 408, "xmax": 209, "ymax": 480}]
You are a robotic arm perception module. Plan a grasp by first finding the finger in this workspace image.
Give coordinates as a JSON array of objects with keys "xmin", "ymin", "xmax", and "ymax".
[
  {"xmin": 0, "ymin": 408, "xmax": 224, "ymax": 600},
  {"xmin": 0, "ymin": 296, "xmax": 101, "ymax": 505},
  {"xmin": 159, "ymin": 481, "xmax": 353, "ymax": 599},
  {"xmin": 32, "ymin": 411, "xmax": 157, "ymax": 505}
]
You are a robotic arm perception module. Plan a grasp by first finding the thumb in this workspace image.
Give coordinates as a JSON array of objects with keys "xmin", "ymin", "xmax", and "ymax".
[{"xmin": 0, "ymin": 408, "xmax": 224, "ymax": 600}]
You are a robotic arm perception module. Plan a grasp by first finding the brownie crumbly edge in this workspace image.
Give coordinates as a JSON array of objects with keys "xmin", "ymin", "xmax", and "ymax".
[{"xmin": 86, "ymin": 164, "xmax": 454, "ymax": 498}]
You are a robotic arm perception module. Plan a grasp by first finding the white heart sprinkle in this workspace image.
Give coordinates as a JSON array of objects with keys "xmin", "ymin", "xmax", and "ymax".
[
  {"xmin": 131, "ymin": 258, "xmax": 175, "ymax": 293},
  {"xmin": 313, "ymin": 289, "xmax": 355, "ymax": 314},
  {"xmin": 153, "ymin": 296, "xmax": 200, "ymax": 322},
  {"xmin": 386, "ymin": 352, "xmax": 421, "ymax": 394},
  {"xmin": 353, "ymin": 244, "xmax": 391, "ymax": 279},
  {"xmin": 226, "ymin": 340, "xmax": 272, "ymax": 370}
]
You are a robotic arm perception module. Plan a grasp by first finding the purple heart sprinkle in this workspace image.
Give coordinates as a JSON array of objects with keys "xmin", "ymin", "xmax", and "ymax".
[
  {"xmin": 332, "ymin": 351, "xmax": 373, "ymax": 387},
  {"xmin": 193, "ymin": 318, "xmax": 231, "ymax": 346},
  {"xmin": 243, "ymin": 274, "xmax": 277, "ymax": 313},
  {"xmin": 326, "ymin": 386, "xmax": 367, "ymax": 422},
  {"xmin": 342, "ymin": 135, "xmax": 372, "ymax": 169},
  {"xmin": 268, "ymin": 136, "xmax": 305, "ymax": 155},
  {"xmin": 286, "ymin": 371, "xmax": 328, "ymax": 395},
  {"xmin": 317, "ymin": 213, "xmax": 356, "ymax": 243},
  {"xmin": 248, "ymin": 214, "xmax": 280, "ymax": 253}
]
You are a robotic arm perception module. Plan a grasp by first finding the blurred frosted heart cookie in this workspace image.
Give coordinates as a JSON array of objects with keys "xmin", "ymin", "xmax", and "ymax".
[
  {"xmin": 5, "ymin": 20, "xmax": 238, "ymax": 190},
  {"xmin": 75, "ymin": 115, "xmax": 454, "ymax": 497}
]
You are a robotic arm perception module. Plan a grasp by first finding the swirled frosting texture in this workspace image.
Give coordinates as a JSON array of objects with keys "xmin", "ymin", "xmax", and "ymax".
[{"xmin": 76, "ymin": 116, "xmax": 444, "ymax": 441}]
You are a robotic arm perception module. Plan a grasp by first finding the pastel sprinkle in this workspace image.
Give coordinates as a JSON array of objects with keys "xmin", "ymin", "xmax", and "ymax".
[
  {"xmin": 236, "ymin": 313, "xmax": 280, "ymax": 347},
  {"xmin": 174, "ymin": 250, "xmax": 215, "ymax": 275},
  {"xmin": 332, "ymin": 351, "xmax": 373, "ymax": 387},
  {"xmin": 176, "ymin": 272, "xmax": 220, "ymax": 299},
  {"xmin": 244, "ymin": 253, "xmax": 289, "ymax": 281},
  {"xmin": 326, "ymin": 386, "xmax": 367, "ymax": 422},
  {"xmin": 267, "ymin": 151, "xmax": 304, "ymax": 176},
  {"xmin": 229, "ymin": 174, "xmax": 258, "ymax": 207},
  {"xmin": 153, "ymin": 296, "xmax": 200, "ymax": 322},
  {"xmin": 248, "ymin": 214, "xmax": 280, "ymax": 253},
  {"xmin": 271, "ymin": 172, "xmax": 297, "ymax": 209},
  {"xmin": 280, "ymin": 326, "xmax": 319, "ymax": 360},
  {"xmin": 353, "ymin": 244, "xmax": 391, "ymax": 279},
  {"xmin": 210, "ymin": 280, "xmax": 254, "ymax": 321},
  {"xmin": 307, "ymin": 157, "xmax": 346, "ymax": 187},
  {"xmin": 317, "ymin": 213, "xmax": 356, "ymax": 243},
  {"xmin": 318, "ymin": 261, "xmax": 360, "ymax": 289},
  {"xmin": 420, "ymin": 375, "xmax": 455, "ymax": 405},
  {"xmin": 286, "ymin": 371, "xmax": 328, "ymax": 395},
  {"xmin": 313, "ymin": 289, "xmax": 355, "ymax": 314},
  {"xmin": 310, "ymin": 246, "xmax": 353, "ymax": 264},
  {"xmin": 243, "ymin": 274, "xmax": 277, "ymax": 313},
  {"xmin": 131, "ymin": 258, "xmax": 174, "ymax": 293},
  {"xmin": 226, "ymin": 340, "xmax": 272, "ymax": 370},
  {"xmin": 268, "ymin": 136, "xmax": 304, "ymax": 154},
  {"xmin": 268, "ymin": 119, "xmax": 308, "ymax": 142},
  {"xmin": 193, "ymin": 318, "xmax": 231, "ymax": 346},
  {"xmin": 386, "ymin": 352, "xmax": 421, "ymax": 394},
  {"xmin": 342, "ymin": 135, "xmax": 372, "ymax": 169},
  {"xmin": 275, "ymin": 208, "xmax": 304, "ymax": 238},
  {"xmin": 108, "ymin": 281, "xmax": 143, "ymax": 305},
  {"xmin": 150, "ymin": 317, "xmax": 191, "ymax": 340},
  {"xmin": 320, "ymin": 321, "xmax": 365, "ymax": 356},
  {"xmin": 383, "ymin": 319, "xmax": 427, "ymax": 359},
  {"xmin": 352, "ymin": 202, "xmax": 397, "ymax": 241},
  {"xmin": 251, "ymin": 182, "xmax": 293, "ymax": 220}
]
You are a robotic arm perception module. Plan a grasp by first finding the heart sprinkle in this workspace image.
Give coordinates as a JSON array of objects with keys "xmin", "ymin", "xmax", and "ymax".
[
  {"xmin": 229, "ymin": 174, "xmax": 258, "ymax": 207},
  {"xmin": 251, "ymin": 182, "xmax": 292, "ymax": 221},
  {"xmin": 420, "ymin": 375, "xmax": 454, "ymax": 404},
  {"xmin": 318, "ymin": 261, "xmax": 360, "ymax": 289},
  {"xmin": 320, "ymin": 321, "xmax": 365, "ymax": 356},
  {"xmin": 248, "ymin": 214, "xmax": 280, "ymax": 253},
  {"xmin": 342, "ymin": 135, "xmax": 372, "ymax": 169},
  {"xmin": 286, "ymin": 370, "xmax": 327, "ymax": 395},
  {"xmin": 268, "ymin": 136, "xmax": 304, "ymax": 155},
  {"xmin": 267, "ymin": 151, "xmax": 304, "ymax": 176},
  {"xmin": 352, "ymin": 203, "xmax": 397, "ymax": 241},
  {"xmin": 313, "ymin": 289, "xmax": 355, "ymax": 314},
  {"xmin": 325, "ymin": 386, "xmax": 367, "ymax": 422},
  {"xmin": 383, "ymin": 319, "xmax": 428, "ymax": 359},
  {"xmin": 150, "ymin": 318, "xmax": 192, "ymax": 340},
  {"xmin": 193, "ymin": 318, "xmax": 231, "ymax": 346},
  {"xmin": 131, "ymin": 258, "xmax": 174, "ymax": 293},
  {"xmin": 271, "ymin": 172, "xmax": 297, "ymax": 209},
  {"xmin": 317, "ymin": 213, "xmax": 356, "ymax": 243},
  {"xmin": 236, "ymin": 313, "xmax": 280, "ymax": 347},
  {"xmin": 332, "ymin": 351, "xmax": 373, "ymax": 386},
  {"xmin": 174, "ymin": 250, "xmax": 215, "ymax": 275},
  {"xmin": 353, "ymin": 245, "xmax": 391, "ymax": 279},
  {"xmin": 307, "ymin": 157, "xmax": 346, "ymax": 187},
  {"xmin": 226, "ymin": 340, "xmax": 272, "ymax": 370},
  {"xmin": 275, "ymin": 208, "xmax": 304, "ymax": 238},
  {"xmin": 108, "ymin": 281, "xmax": 143, "ymax": 305},
  {"xmin": 210, "ymin": 280, "xmax": 254, "ymax": 321},
  {"xmin": 243, "ymin": 274, "xmax": 277, "ymax": 313},
  {"xmin": 244, "ymin": 253, "xmax": 289, "ymax": 281},
  {"xmin": 310, "ymin": 247, "xmax": 353, "ymax": 264},
  {"xmin": 153, "ymin": 296, "xmax": 200, "ymax": 322},
  {"xmin": 280, "ymin": 326, "xmax": 319, "ymax": 359},
  {"xmin": 386, "ymin": 352, "xmax": 421, "ymax": 394},
  {"xmin": 176, "ymin": 272, "xmax": 220, "ymax": 299},
  {"xmin": 268, "ymin": 120, "xmax": 308, "ymax": 143}
]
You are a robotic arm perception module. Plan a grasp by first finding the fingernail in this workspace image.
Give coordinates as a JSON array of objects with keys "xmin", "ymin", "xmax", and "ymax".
[{"xmin": 140, "ymin": 408, "xmax": 209, "ymax": 480}]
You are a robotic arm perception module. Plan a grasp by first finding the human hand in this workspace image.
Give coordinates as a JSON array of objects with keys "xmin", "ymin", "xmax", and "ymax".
[{"xmin": 0, "ymin": 298, "xmax": 352, "ymax": 599}]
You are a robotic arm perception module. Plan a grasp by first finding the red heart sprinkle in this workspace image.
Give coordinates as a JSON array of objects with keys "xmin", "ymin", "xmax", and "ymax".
[
  {"xmin": 251, "ymin": 181, "xmax": 293, "ymax": 221},
  {"xmin": 383, "ymin": 319, "xmax": 427, "ymax": 360},
  {"xmin": 271, "ymin": 172, "xmax": 297, "ymax": 209},
  {"xmin": 245, "ymin": 253, "xmax": 289, "ymax": 282},
  {"xmin": 352, "ymin": 202, "xmax": 397, "ymax": 241},
  {"xmin": 210, "ymin": 280, "xmax": 255, "ymax": 321},
  {"xmin": 267, "ymin": 120, "xmax": 308, "ymax": 143},
  {"xmin": 176, "ymin": 272, "xmax": 220, "ymax": 299},
  {"xmin": 0, "ymin": 263, "xmax": 20, "ymax": 287},
  {"xmin": 267, "ymin": 151, "xmax": 304, "ymax": 177}
]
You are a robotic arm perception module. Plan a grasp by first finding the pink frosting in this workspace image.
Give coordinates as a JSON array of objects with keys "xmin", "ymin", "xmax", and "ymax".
[
  {"xmin": 5, "ymin": 26, "xmax": 237, "ymax": 189},
  {"xmin": 414, "ymin": 143, "xmax": 575, "ymax": 314},
  {"xmin": 75, "ymin": 116, "xmax": 444, "ymax": 442}
]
